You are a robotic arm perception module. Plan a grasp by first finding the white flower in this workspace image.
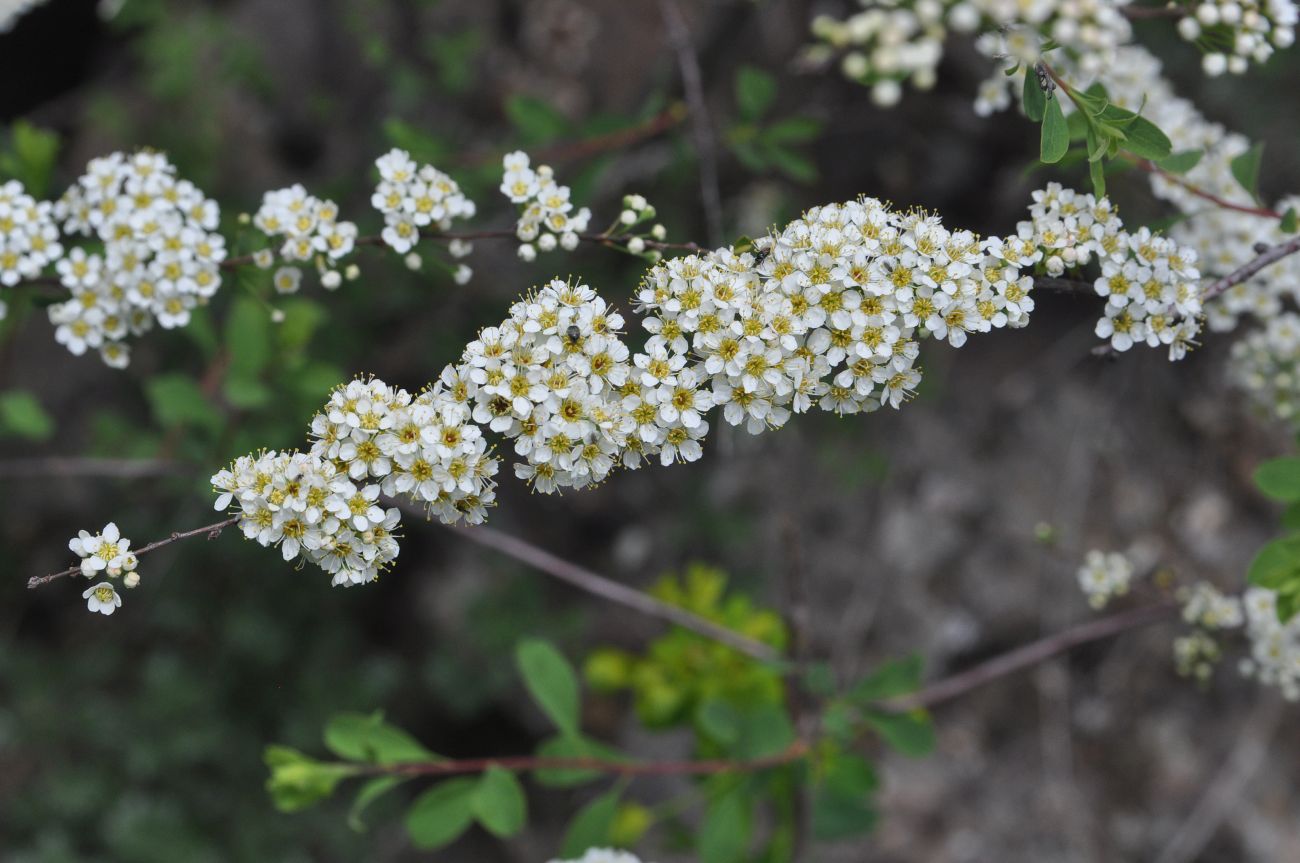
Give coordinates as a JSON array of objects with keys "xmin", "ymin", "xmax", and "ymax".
[
  {"xmin": 1077, "ymin": 550, "xmax": 1133, "ymax": 609},
  {"xmin": 83, "ymin": 582, "xmax": 122, "ymax": 615}
]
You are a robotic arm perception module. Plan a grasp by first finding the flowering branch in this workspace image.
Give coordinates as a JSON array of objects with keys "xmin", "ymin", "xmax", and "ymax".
[
  {"xmin": 27, "ymin": 516, "xmax": 237, "ymax": 589},
  {"xmin": 365, "ymin": 740, "xmax": 809, "ymax": 779}
]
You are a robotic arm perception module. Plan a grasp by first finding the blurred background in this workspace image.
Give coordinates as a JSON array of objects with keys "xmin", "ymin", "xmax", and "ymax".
[{"xmin": 2, "ymin": 1, "xmax": 1299, "ymax": 860}]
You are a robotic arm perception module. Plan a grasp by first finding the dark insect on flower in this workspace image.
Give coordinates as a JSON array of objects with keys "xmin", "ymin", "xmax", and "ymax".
[
  {"xmin": 565, "ymin": 324, "xmax": 582, "ymax": 344},
  {"xmin": 753, "ymin": 246, "xmax": 771, "ymax": 266}
]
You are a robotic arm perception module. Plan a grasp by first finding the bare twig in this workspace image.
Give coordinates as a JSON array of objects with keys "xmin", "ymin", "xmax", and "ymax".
[
  {"xmin": 657, "ymin": 0, "xmax": 725, "ymax": 247},
  {"xmin": 886, "ymin": 601, "xmax": 1179, "ymax": 712},
  {"xmin": 0, "ymin": 457, "xmax": 184, "ymax": 480},
  {"xmin": 28, "ymin": 516, "xmax": 238, "ymax": 589},
  {"xmin": 1201, "ymin": 236, "xmax": 1300, "ymax": 300},
  {"xmin": 453, "ymin": 104, "xmax": 688, "ymax": 168},
  {"xmin": 437, "ymin": 517, "xmax": 783, "ymax": 663}
]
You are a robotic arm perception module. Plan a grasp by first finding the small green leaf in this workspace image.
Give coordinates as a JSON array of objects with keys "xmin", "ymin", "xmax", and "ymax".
[
  {"xmin": 404, "ymin": 778, "xmax": 478, "ymax": 850},
  {"xmin": 348, "ymin": 776, "xmax": 407, "ymax": 832},
  {"xmin": 1040, "ymin": 97, "xmax": 1069, "ymax": 163},
  {"xmin": 699, "ymin": 785, "xmax": 752, "ymax": 863},
  {"xmin": 1282, "ymin": 501, "xmax": 1300, "ymax": 531},
  {"xmin": 1282, "ymin": 207, "xmax": 1298, "ymax": 234},
  {"xmin": 505, "ymin": 94, "xmax": 569, "ymax": 145},
  {"xmin": 1022, "ymin": 73, "xmax": 1045, "ymax": 123},
  {"xmin": 1253, "ymin": 458, "xmax": 1300, "ymax": 502},
  {"xmin": 560, "ymin": 788, "xmax": 621, "ymax": 856},
  {"xmin": 516, "ymin": 639, "xmax": 581, "ymax": 735},
  {"xmin": 1, "ymin": 121, "xmax": 60, "ymax": 197},
  {"xmin": 1247, "ymin": 536, "xmax": 1300, "ymax": 591},
  {"xmin": 263, "ymin": 746, "xmax": 357, "ymax": 813},
  {"xmin": 1121, "ymin": 116, "xmax": 1172, "ymax": 161},
  {"xmin": 145, "ymin": 373, "xmax": 223, "ymax": 436},
  {"xmin": 0, "ymin": 389, "xmax": 55, "ymax": 441},
  {"xmin": 1230, "ymin": 143, "xmax": 1264, "ymax": 201},
  {"xmin": 1157, "ymin": 149, "xmax": 1204, "ymax": 174},
  {"xmin": 730, "ymin": 703, "xmax": 795, "ymax": 760},
  {"xmin": 225, "ymin": 296, "xmax": 272, "ymax": 379},
  {"xmin": 764, "ymin": 116, "xmax": 822, "ymax": 144},
  {"xmin": 735, "ymin": 65, "xmax": 777, "ymax": 120},
  {"xmin": 324, "ymin": 711, "xmax": 437, "ymax": 765},
  {"xmin": 471, "ymin": 766, "xmax": 527, "ymax": 838},
  {"xmin": 864, "ymin": 709, "xmax": 935, "ymax": 757},
  {"xmin": 847, "ymin": 654, "xmax": 923, "ymax": 702},
  {"xmin": 812, "ymin": 754, "xmax": 878, "ymax": 840},
  {"xmin": 696, "ymin": 699, "xmax": 741, "ymax": 745},
  {"xmin": 1089, "ymin": 156, "xmax": 1106, "ymax": 198}
]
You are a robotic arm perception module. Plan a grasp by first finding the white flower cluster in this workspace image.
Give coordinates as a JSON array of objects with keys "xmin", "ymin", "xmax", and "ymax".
[
  {"xmin": 1228, "ymin": 312, "xmax": 1300, "ymax": 424},
  {"xmin": 253, "ymin": 183, "xmax": 358, "ymax": 291},
  {"xmin": 1240, "ymin": 586, "xmax": 1300, "ymax": 699},
  {"xmin": 548, "ymin": 850, "xmax": 650, "ymax": 863},
  {"xmin": 1181, "ymin": 580, "xmax": 1245, "ymax": 628},
  {"xmin": 213, "ymin": 376, "xmax": 501, "ymax": 586},
  {"xmin": 807, "ymin": 0, "xmax": 1135, "ymax": 109},
  {"xmin": 500, "ymin": 151, "xmax": 592, "ymax": 261},
  {"xmin": 1076, "ymin": 549, "xmax": 1133, "ymax": 609},
  {"xmin": 67, "ymin": 522, "xmax": 140, "ymax": 615},
  {"xmin": 0, "ymin": 179, "xmax": 62, "ymax": 318},
  {"xmin": 372, "ymin": 148, "xmax": 477, "ymax": 262},
  {"xmin": 211, "ymin": 449, "xmax": 402, "ymax": 588},
  {"xmin": 47, "ymin": 151, "xmax": 225, "ymax": 368},
  {"xmin": 615, "ymin": 194, "xmax": 666, "ymax": 257},
  {"xmin": 1176, "ymin": 0, "xmax": 1297, "ymax": 76},
  {"xmin": 1174, "ymin": 629, "xmax": 1224, "ymax": 682}
]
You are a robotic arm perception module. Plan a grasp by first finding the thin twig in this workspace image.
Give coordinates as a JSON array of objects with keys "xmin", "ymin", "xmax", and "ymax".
[
  {"xmin": 438, "ymin": 517, "xmax": 782, "ymax": 663},
  {"xmin": 1129, "ymin": 158, "xmax": 1282, "ymax": 220},
  {"xmin": 368, "ymin": 739, "xmax": 809, "ymax": 779},
  {"xmin": 657, "ymin": 0, "xmax": 725, "ymax": 247},
  {"xmin": 1201, "ymin": 236, "xmax": 1300, "ymax": 300},
  {"xmin": 452, "ymin": 104, "xmax": 688, "ymax": 168},
  {"xmin": 0, "ymin": 457, "xmax": 184, "ymax": 479},
  {"xmin": 1121, "ymin": 4, "xmax": 1186, "ymax": 18},
  {"xmin": 28, "ymin": 516, "xmax": 238, "ymax": 589},
  {"xmin": 887, "ymin": 601, "xmax": 1179, "ymax": 712}
]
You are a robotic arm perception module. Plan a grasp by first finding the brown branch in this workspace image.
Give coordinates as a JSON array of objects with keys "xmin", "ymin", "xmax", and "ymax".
[
  {"xmin": 0, "ymin": 457, "xmax": 184, "ymax": 480},
  {"xmin": 886, "ymin": 601, "xmax": 1179, "ymax": 712},
  {"xmin": 657, "ymin": 0, "xmax": 724, "ymax": 247},
  {"xmin": 369, "ymin": 739, "xmax": 808, "ymax": 779},
  {"xmin": 452, "ymin": 105, "xmax": 688, "ymax": 168},
  {"xmin": 1201, "ymin": 236, "xmax": 1300, "ymax": 300},
  {"xmin": 1129, "ymin": 158, "xmax": 1282, "ymax": 220},
  {"xmin": 28, "ymin": 516, "xmax": 238, "ymax": 589},
  {"xmin": 435, "ymin": 517, "xmax": 782, "ymax": 663},
  {"xmin": 1121, "ymin": 4, "xmax": 1185, "ymax": 18}
]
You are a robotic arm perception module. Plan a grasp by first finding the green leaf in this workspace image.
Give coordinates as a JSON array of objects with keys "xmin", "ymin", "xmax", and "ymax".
[
  {"xmin": 404, "ymin": 778, "xmax": 478, "ymax": 850},
  {"xmin": 505, "ymin": 94, "xmax": 569, "ymax": 145},
  {"xmin": 225, "ymin": 295, "xmax": 272, "ymax": 380},
  {"xmin": 864, "ymin": 709, "xmax": 935, "ymax": 757},
  {"xmin": 1230, "ymin": 143, "xmax": 1264, "ymax": 202},
  {"xmin": 730, "ymin": 702, "xmax": 795, "ymax": 760},
  {"xmin": 1089, "ymin": 156, "xmax": 1106, "ymax": 198},
  {"xmin": 1254, "ymin": 458, "xmax": 1300, "ymax": 502},
  {"xmin": 1282, "ymin": 207, "xmax": 1298, "ymax": 234},
  {"xmin": 1282, "ymin": 501, "xmax": 1300, "ymax": 531},
  {"xmin": 1247, "ymin": 536, "xmax": 1300, "ymax": 591},
  {"xmin": 1121, "ymin": 116, "xmax": 1172, "ymax": 161},
  {"xmin": 324, "ymin": 711, "xmax": 437, "ymax": 765},
  {"xmin": 263, "ymin": 746, "xmax": 357, "ymax": 813},
  {"xmin": 471, "ymin": 766, "xmax": 527, "ymax": 838},
  {"xmin": 276, "ymin": 298, "xmax": 328, "ymax": 352},
  {"xmin": 0, "ymin": 121, "xmax": 60, "ymax": 197},
  {"xmin": 560, "ymin": 788, "xmax": 622, "ymax": 857},
  {"xmin": 145, "ymin": 373, "xmax": 223, "ymax": 436},
  {"xmin": 1022, "ymin": 73, "xmax": 1045, "ymax": 123},
  {"xmin": 736, "ymin": 65, "xmax": 777, "ymax": 120},
  {"xmin": 846, "ymin": 654, "xmax": 923, "ymax": 703},
  {"xmin": 348, "ymin": 776, "xmax": 407, "ymax": 832},
  {"xmin": 1040, "ymin": 97, "xmax": 1069, "ymax": 164},
  {"xmin": 762, "ymin": 141, "xmax": 817, "ymax": 183},
  {"xmin": 812, "ymin": 754, "xmax": 878, "ymax": 840},
  {"xmin": 0, "ymin": 389, "xmax": 54, "ymax": 441},
  {"xmin": 222, "ymin": 376, "xmax": 273, "ymax": 410},
  {"xmin": 382, "ymin": 118, "xmax": 450, "ymax": 166},
  {"xmin": 699, "ymin": 785, "xmax": 751, "ymax": 863},
  {"xmin": 516, "ymin": 639, "xmax": 581, "ymax": 735},
  {"xmin": 1157, "ymin": 149, "xmax": 1204, "ymax": 174},
  {"xmin": 764, "ymin": 116, "xmax": 822, "ymax": 144},
  {"xmin": 696, "ymin": 699, "xmax": 741, "ymax": 745}
]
